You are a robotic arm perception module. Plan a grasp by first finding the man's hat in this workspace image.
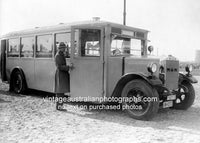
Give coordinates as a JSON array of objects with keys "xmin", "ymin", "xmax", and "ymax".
[{"xmin": 58, "ymin": 42, "xmax": 67, "ymax": 49}]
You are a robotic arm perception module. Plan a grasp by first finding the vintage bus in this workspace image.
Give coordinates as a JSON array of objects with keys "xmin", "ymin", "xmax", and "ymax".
[{"xmin": 0, "ymin": 20, "xmax": 198, "ymax": 120}]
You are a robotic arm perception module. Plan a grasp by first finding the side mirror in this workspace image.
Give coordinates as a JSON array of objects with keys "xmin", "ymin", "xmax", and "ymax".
[{"xmin": 148, "ymin": 46, "xmax": 154, "ymax": 54}]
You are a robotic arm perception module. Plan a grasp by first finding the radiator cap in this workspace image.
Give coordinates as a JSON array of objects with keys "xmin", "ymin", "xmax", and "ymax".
[{"xmin": 166, "ymin": 55, "xmax": 178, "ymax": 61}]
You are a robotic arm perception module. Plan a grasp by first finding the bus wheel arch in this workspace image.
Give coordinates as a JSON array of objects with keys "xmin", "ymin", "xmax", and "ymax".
[
  {"xmin": 10, "ymin": 67, "xmax": 27, "ymax": 94},
  {"xmin": 112, "ymin": 73, "xmax": 155, "ymax": 98}
]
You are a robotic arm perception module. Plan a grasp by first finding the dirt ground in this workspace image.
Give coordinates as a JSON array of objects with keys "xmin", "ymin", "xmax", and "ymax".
[{"xmin": 1, "ymin": 77, "xmax": 200, "ymax": 143}]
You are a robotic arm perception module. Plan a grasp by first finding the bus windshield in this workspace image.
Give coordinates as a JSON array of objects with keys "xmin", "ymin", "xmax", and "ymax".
[{"xmin": 111, "ymin": 34, "xmax": 144, "ymax": 56}]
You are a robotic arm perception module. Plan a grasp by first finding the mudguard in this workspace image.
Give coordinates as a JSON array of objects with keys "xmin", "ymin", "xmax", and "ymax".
[
  {"xmin": 112, "ymin": 72, "xmax": 162, "ymax": 97},
  {"xmin": 137, "ymin": 73, "xmax": 163, "ymax": 86},
  {"xmin": 179, "ymin": 73, "xmax": 198, "ymax": 84},
  {"xmin": 10, "ymin": 67, "xmax": 26, "ymax": 81}
]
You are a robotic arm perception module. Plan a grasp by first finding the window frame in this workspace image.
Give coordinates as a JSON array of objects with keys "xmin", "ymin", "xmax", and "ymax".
[
  {"xmin": 7, "ymin": 37, "xmax": 20, "ymax": 58},
  {"xmin": 20, "ymin": 36, "xmax": 35, "ymax": 58},
  {"xmin": 80, "ymin": 29, "xmax": 101, "ymax": 57},
  {"xmin": 110, "ymin": 33, "xmax": 145, "ymax": 57},
  {"xmin": 71, "ymin": 27, "xmax": 103, "ymax": 60},
  {"xmin": 54, "ymin": 32, "xmax": 71, "ymax": 58},
  {"xmin": 35, "ymin": 34, "xmax": 53, "ymax": 59}
]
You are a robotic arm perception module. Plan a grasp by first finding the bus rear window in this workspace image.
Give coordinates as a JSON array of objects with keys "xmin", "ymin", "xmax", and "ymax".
[
  {"xmin": 36, "ymin": 35, "xmax": 53, "ymax": 58},
  {"xmin": 8, "ymin": 38, "xmax": 19, "ymax": 57}
]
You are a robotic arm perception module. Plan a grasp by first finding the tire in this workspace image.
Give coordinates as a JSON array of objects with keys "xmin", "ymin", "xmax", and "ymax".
[
  {"xmin": 172, "ymin": 81, "xmax": 195, "ymax": 110},
  {"xmin": 11, "ymin": 70, "xmax": 27, "ymax": 94},
  {"xmin": 121, "ymin": 79, "xmax": 159, "ymax": 120}
]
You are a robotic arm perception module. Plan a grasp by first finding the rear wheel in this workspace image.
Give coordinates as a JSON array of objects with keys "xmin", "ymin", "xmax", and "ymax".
[
  {"xmin": 11, "ymin": 71, "xmax": 27, "ymax": 94},
  {"xmin": 172, "ymin": 81, "xmax": 195, "ymax": 110},
  {"xmin": 121, "ymin": 79, "xmax": 159, "ymax": 120}
]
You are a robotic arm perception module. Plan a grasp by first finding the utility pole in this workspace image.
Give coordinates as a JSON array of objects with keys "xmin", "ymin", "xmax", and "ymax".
[{"xmin": 123, "ymin": 0, "xmax": 126, "ymax": 25}]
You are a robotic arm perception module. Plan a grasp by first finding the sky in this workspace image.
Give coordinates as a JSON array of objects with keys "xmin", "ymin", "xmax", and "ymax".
[{"xmin": 0, "ymin": 0, "xmax": 200, "ymax": 61}]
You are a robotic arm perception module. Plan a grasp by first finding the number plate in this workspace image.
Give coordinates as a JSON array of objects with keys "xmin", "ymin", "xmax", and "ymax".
[
  {"xmin": 167, "ymin": 95, "xmax": 176, "ymax": 100},
  {"xmin": 163, "ymin": 101, "xmax": 173, "ymax": 108}
]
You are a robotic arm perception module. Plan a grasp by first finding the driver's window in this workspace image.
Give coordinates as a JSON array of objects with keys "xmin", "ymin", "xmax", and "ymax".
[
  {"xmin": 111, "ymin": 36, "xmax": 131, "ymax": 56},
  {"xmin": 111, "ymin": 39, "xmax": 123, "ymax": 55},
  {"xmin": 110, "ymin": 34, "xmax": 143, "ymax": 56},
  {"xmin": 80, "ymin": 29, "xmax": 100, "ymax": 57}
]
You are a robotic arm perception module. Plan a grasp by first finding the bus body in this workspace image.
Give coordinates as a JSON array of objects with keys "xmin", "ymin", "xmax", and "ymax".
[{"xmin": 0, "ymin": 21, "xmax": 198, "ymax": 120}]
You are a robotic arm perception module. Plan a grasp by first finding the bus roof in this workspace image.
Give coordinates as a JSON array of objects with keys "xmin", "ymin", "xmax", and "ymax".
[{"xmin": 1, "ymin": 20, "xmax": 149, "ymax": 38}]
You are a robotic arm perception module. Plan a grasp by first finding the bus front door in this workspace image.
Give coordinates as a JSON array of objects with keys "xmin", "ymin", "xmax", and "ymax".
[
  {"xmin": 70, "ymin": 28, "xmax": 104, "ymax": 99},
  {"xmin": 0, "ymin": 40, "xmax": 7, "ymax": 81}
]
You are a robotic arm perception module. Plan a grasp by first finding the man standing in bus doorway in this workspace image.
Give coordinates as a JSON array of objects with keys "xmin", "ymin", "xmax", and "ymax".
[{"xmin": 55, "ymin": 42, "xmax": 70, "ymax": 111}]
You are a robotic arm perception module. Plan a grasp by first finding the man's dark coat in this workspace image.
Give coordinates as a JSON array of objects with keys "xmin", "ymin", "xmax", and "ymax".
[{"xmin": 54, "ymin": 50, "xmax": 69, "ymax": 93}]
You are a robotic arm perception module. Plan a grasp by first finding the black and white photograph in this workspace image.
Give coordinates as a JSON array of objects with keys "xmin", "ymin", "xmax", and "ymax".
[{"xmin": 0, "ymin": 0, "xmax": 200, "ymax": 142}]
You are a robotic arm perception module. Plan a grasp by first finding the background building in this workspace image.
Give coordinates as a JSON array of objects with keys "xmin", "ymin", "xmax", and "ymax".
[{"xmin": 195, "ymin": 50, "xmax": 200, "ymax": 64}]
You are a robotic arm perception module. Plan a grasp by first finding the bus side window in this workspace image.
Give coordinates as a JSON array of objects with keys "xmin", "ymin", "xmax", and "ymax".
[
  {"xmin": 80, "ymin": 29, "xmax": 100, "ymax": 57},
  {"xmin": 8, "ymin": 38, "xmax": 19, "ymax": 57},
  {"xmin": 36, "ymin": 34, "xmax": 53, "ymax": 58},
  {"xmin": 21, "ymin": 37, "xmax": 34, "ymax": 58},
  {"xmin": 55, "ymin": 33, "xmax": 71, "ymax": 58}
]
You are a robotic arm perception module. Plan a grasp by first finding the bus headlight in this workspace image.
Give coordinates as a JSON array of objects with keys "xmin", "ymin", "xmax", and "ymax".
[
  {"xmin": 185, "ymin": 64, "xmax": 193, "ymax": 73},
  {"xmin": 147, "ymin": 63, "xmax": 157, "ymax": 74}
]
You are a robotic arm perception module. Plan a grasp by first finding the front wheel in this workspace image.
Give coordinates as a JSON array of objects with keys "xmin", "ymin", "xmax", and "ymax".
[
  {"xmin": 172, "ymin": 81, "xmax": 195, "ymax": 110},
  {"xmin": 121, "ymin": 79, "xmax": 159, "ymax": 120},
  {"xmin": 11, "ymin": 71, "xmax": 27, "ymax": 94}
]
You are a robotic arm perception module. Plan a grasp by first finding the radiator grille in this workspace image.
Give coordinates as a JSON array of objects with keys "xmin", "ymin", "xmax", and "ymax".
[{"xmin": 163, "ymin": 60, "xmax": 179, "ymax": 90}]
